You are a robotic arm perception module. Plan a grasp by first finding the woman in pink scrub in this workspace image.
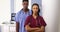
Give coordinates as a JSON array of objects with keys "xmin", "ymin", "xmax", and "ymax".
[{"xmin": 24, "ymin": 3, "xmax": 47, "ymax": 32}]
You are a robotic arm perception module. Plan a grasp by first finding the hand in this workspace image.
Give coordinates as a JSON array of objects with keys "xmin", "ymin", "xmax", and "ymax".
[
  {"xmin": 35, "ymin": 28, "xmax": 44, "ymax": 32},
  {"xmin": 34, "ymin": 28, "xmax": 40, "ymax": 30},
  {"xmin": 35, "ymin": 29, "xmax": 41, "ymax": 32},
  {"xmin": 29, "ymin": 28, "xmax": 40, "ymax": 32}
]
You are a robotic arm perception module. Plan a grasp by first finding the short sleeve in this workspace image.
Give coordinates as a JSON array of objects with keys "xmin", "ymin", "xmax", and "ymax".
[
  {"xmin": 15, "ymin": 12, "xmax": 20, "ymax": 22},
  {"xmin": 24, "ymin": 16, "xmax": 30, "ymax": 27},
  {"xmin": 40, "ymin": 16, "xmax": 47, "ymax": 27}
]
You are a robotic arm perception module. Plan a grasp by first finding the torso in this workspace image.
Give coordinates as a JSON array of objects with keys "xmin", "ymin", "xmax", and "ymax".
[
  {"xmin": 18, "ymin": 9, "xmax": 31, "ymax": 32},
  {"xmin": 28, "ymin": 15, "xmax": 41, "ymax": 28}
]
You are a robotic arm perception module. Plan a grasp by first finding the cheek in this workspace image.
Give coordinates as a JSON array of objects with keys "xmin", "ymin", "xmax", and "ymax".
[
  {"xmin": 23, "ymin": 4, "xmax": 28, "ymax": 7},
  {"xmin": 32, "ymin": 10, "xmax": 38, "ymax": 13},
  {"xmin": 33, "ymin": 9, "xmax": 38, "ymax": 12},
  {"xmin": 32, "ymin": 9, "xmax": 35, "ymax": 11},
  {"xmin": 36, "ymin": 9, "xmax": 38, "ymax": 12}
]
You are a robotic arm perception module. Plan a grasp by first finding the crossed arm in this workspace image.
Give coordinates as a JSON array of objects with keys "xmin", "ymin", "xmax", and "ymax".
[{"xmin": 25, "ymin": 25, "xmax": 45, "ymax": 32}]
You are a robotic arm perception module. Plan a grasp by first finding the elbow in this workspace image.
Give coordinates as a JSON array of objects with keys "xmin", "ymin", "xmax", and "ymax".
[
  {"xmin": 25, "ymin": 25, "xmax": 31, "ymax": 31},
  {"xmin": 25, "ymin": 26, "xmax": 29, "ymax": 31},
  {"xmin": 40, "ymin": 26, "xmax": 45, "ymax": 32}
]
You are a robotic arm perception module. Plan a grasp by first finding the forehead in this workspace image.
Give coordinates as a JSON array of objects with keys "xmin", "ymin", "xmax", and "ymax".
[
  {"xmin": 23, "ymin": 1, "xmax": 28, "ymax": 3},
  {"xmin": 32, "ymin": 5, "xmax": 38, "ymax": 8}
]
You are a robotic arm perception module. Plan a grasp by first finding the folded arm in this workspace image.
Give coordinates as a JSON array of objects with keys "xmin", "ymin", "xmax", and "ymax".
[{"xmin": 25, "ymin": 25, "xmax": 40, "ymax": 31}]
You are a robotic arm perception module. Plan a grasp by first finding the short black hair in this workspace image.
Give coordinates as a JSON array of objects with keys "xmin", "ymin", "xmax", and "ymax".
[
  {"xmin": 32, "ymin": 3, "xmax": 40, "ymax": 16},
  {"xmin": 23, "ymin": 0, "xmax": 29, "ymax": 2}
]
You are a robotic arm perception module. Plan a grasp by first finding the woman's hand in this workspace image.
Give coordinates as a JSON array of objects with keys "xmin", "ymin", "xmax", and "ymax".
[
  {"xmin": 25, "ymin": 25, "xmax": 40, "ymax": 31},
  {"xmin": 35, "ymin": 26, "xmax": 45, "ymax": 32},
  {"xmin": 25, "ymin": 25, "xmax": 45, "ymax": 32}
]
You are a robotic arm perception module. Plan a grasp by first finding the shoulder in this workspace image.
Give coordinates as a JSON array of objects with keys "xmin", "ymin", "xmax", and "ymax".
[
  {"xmin": 15, "ymin": 9, "xmax": 23, "ymax": 18},
  {"xmin": 26, "ymin": 15, "xmax": 32, "ymax": 19},
  {"xmin": 17, "ymin": 9, "xmax": 23, "ymax": 14},
  {"xmin": 16, "ymin": 9, "xmax": 23, "ymax": 15},
  {"xmin": 39, "ymin": 16, "xmax": 44, "ymax": 19}
]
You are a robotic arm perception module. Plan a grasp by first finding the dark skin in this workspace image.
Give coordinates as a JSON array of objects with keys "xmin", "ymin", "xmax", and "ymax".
[
  {"xmin": 16, "ymin": 22, "xmax": 19, "ymax": 32},
  {"xmin": 16, "ymin": 1, "xmax": 29, "ymax": 32},
  {"xmin": 22, "ymin": 1, "xmax": 29, "ymax": 13}
]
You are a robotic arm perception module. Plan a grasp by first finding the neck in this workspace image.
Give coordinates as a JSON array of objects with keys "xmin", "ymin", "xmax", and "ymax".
[
  {"xmin": 23, "ymin": 8, "xmax": 29, "ymax": 12},
  {"xmin": 32, "ymin": 13, "xmax": 38, "ymax": 19},
  {"xmin": 33, "ymin": 13, "xmax": 38, "ymax": 16}
]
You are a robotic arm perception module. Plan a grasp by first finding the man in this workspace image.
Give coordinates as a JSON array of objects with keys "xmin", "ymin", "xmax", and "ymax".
[{"xmin": 15, "ymin": 0, "xmax": 31, "ymax": 32}]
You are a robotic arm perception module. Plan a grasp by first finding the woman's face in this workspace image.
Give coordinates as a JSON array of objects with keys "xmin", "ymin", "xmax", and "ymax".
[{"xmin": 32, "ymin": 5, "xmax": 38, "ymax": 14}]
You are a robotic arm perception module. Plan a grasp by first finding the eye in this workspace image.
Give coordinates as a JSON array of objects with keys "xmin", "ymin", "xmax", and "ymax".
[
  {"xmin": 33, "ymin": 8, "xmax": 35, "ymax": 9},
  {"xmin": 36, "ymin": 6, "xmax": 38, "ymax": 9},
  {"xmin": 23, "ymin": 2, "xmax": 28, "ymax": 5}
]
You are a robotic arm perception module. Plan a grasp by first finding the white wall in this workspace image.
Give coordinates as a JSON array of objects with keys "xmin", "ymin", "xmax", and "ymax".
[
  {"xmin": 58, "ymin": 14, "xmax": 60, "ymax": 32},
  {"xmin": 42, "ymin": 0, "xmax": 60, "ymax": 32},
  {"xmin": 0, "ymin": 0, "xmax": 11, "ymax": 32},
  {"xmin": 0, "ymin": 0, "xmax": 11, "ymax": 24},
  {"xmin": 58, "ymin": 3, "xmax": 60, "ymax": 32}
]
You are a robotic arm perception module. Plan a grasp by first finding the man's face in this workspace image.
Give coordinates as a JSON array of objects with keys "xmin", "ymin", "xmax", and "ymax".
[{"xmin": 22, "ymin": 1, "xmax": 28, "ymax": 9}]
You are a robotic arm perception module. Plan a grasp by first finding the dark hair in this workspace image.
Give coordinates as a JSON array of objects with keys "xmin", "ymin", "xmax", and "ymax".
[
  {"xmin": 32, "ymin": 3, "xmax": 40, "ymax": 16},
  {"xmin": 23, "ymin": 0, "xmax": 29, "ymax": 2}
]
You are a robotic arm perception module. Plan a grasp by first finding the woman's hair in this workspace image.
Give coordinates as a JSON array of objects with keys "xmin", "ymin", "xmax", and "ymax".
[{"xmin": 32, "ymin": 3, "xmax": 40, "ymax": 16}]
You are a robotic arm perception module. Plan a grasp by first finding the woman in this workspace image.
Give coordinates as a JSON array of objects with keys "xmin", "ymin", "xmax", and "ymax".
[{"xmin": 24, "ymin": 3, "xmax": 47, "ymax": 32}]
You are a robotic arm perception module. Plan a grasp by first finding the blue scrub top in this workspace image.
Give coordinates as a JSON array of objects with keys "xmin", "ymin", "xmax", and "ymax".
[{"xmin": 15, "ymin": 9, "xmax": 32, "ymax": 32}]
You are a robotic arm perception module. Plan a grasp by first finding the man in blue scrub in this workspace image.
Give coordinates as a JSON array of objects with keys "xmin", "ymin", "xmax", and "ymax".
[{"xmin": 15, "ymin": 0, "xmax": 31, "ymax": 32}]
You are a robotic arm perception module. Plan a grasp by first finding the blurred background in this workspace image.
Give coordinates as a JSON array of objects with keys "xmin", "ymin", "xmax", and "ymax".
[{"xmin": 0, "ymin": 0, "xmax": 60, "ymax": 32}]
